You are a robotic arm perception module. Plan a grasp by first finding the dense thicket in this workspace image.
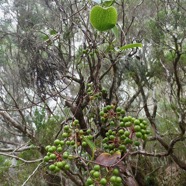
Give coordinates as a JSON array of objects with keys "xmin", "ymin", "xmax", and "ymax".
[{"xmin": 0, "ymin": 0, "xmax": 186, "ymax": 185}]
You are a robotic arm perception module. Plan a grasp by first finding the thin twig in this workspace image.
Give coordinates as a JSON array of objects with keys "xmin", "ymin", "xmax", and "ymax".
[
  {"xmin": 0, "ymin": 152, "xmax": 43, "ymax": 163},
  {"xmin": 21, "ymin": 162, "xmax": 43, "ymax": 186}
]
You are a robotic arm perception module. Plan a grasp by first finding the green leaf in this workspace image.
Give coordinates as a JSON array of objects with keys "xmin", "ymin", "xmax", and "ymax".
[
  {"xmin": 42, "ymin": 35, "xmax": 49, "ymax": 41},
  {"xmin": 112, "ymin": 25, "xmax": 119, "ymax": 40},
  {"xmin": 102, "ymin": 0, "xmax": 115, "ymax": 7},
  {"xmin": 120, "ymin": 43, "xmax": 142, "ymax": 51},
  {"xmin": 83, "ymin": 136, "xmax": 96, "ymax": 152},
  {"xmin": 50, "ymin": 29, "xmax": 57, "ymax": 35}
]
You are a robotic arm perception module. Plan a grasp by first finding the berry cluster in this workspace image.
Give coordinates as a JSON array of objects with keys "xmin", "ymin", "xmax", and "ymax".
[
  {"xmin": 43, "ymin": 105, "xmax": 151, "ymax": 185},
  {"xmin": 43, "ymin": 119, "xmax": 94, "ymax": 173},
  {"xmin": 87, "ymin": 83, "xmax": 103, "ymax": 100},
  {"xmin": 44, "ymin": 140, "xmax": 71, "ymax": 172},
  {"xmin": 100, "ymin": 105, "xmax": 150, "ymax": 154},
  {"xmin": 43, "ymin": 120, "xmax": 80, "ymax": 172},
  {"xmin": 86, "ymin": 165, "xmax": 122, "ymax": 186}
]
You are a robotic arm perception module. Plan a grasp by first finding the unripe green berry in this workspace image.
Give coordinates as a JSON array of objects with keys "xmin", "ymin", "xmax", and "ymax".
[
  {"xmin": 136, "ymin": 132, "xmax": 142, "ymax": 138},
  {"xmin": 124, "ymin": 130, "xmax": 130, "ymax": 137},
  {"xmin": 93, "ymin": 165, "xmax": 100, "ymax": 171},
  {"xmin": 110, "ymin": 176, "xmax": 116, "ymax": 183},
  {"xmin": 63, "ymin": 152, "xmax": 69, "ymax": 159},
  {"xmin": 86, "ymin": 177, "xmax": 93, "ymax": 185},
  {"xmin": 43, "ymin": 156, "xmax": 50, "ymax": 162},
  {"xmin": 49, "ymin": 164, "xmax": 56, "ymax": 171},
  {"xmin": 54, "ymin": 139, "xmax": 61, "ymax": 146},
  {"xmin": 100, "ymin": 178, "xmax": 107, "ymax": 185},
  {"xmin": 57, "ymin": 146, "xmax": 62, "ymax": 152},
  {"xmin": 113, "ymin": 168, "xmax": 120, "ymax": 176},
  {"xmin": 93, "ymin": 171, "xmax": 100, "ymax": 178},
  {"xmin": 134, "ymin": 119, "xmax": 140, "ymax": 125},
  {"xmin": 82, "ymin": 141, "xmax": 87, "ymax": 147},
  {"xmin": 64, "ymin": 164, "xmax": 70, "ymax": 170},
  {"xmin": 49, "ymin": 153, "xmax": 57, "ymax": 160}
]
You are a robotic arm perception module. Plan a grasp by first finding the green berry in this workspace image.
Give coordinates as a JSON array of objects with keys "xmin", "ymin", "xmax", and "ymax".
[
  {"xmin": 93, "ymin": 171, "xmax": 100, "ymax": 178},
  {"xmin": 101, "ymin": 117, "xmax": 106, "ymax": 122},
  {"xmin": 64, "ymin": 164, "xmax": 70, "ymax": 170},
  {"xmin": 134, "ymin": 119, "xmax": 140, "ymax": 125},
  {"xmin": 134, "ymin": 125, "xmax": 141, "ymax": 132},
  {"xmin": 63, "ymin": 152, "xmax": 69, "ymax": 159},
  {"xmin": 43, "ymin": 156, "xmax": 50, "ymax": 162},
  {"xmin": 54, "ymin": 166, "xmax": 60, "ymax": 172},
  {"xmin": 142, "ymin": 121, "xmax": 148, "ymax": 125},
  {"xmin": 142, "ymin": 134, "xmax": 148, "ymax": 140},
  {"xmin": 60, "ymin": 140, "xmax": 65, "ymax": 146},
  {"xmin": 116, "ymin": 107, "xmax": 122, "ymax": 113},
  {"xmin": 109, "ymin": 135, "xmax": 115, "ymax": 140},
  {"xmin": 118, "ymin": 129, "xmax": 124, "ymax": 135},
  {"xmin": 62, "ymin": 132, "xmax": 69, "ymax": 138},
  {"xmin": 57, "ymin": 161, "xmax": 66, "ymax": 169},
  {"xmin": 103, "ymin": 137, "xmax": 109, "ymax": 143},
  {"xmin": 119, "ymin": 145, "xmax": 126, "ymax": 152},
  {"xmin": 48, "ymin": 146, "xmax": 56, "ymax": 153},
  {"xmin": 49, "ymin": 153, "xmax": 57, "ymax": 160},
  {"xmin": 113, "ymin": 168, "xmax": 120, "ymax": 176},
  {"xmin": 66, "ymin": 140, "xmax": 71, "ymax": 145},
  {"xmin": 106, "ymin": 105, "xmax": 112, "ymax": 111},
  {"xmin": 82, "ymin": 141, "xmax": 87, "ymax": 147},
  {"xmin": 54, "ymin": 139, "xmax": 61, "ymax": 146},
  {"xmin": 125, "ymin": 121, "xmax": 132, "ymax": 127},
  {"xmin": 124, "ymin": 131, "xmax": 130, "ymax": 137},
  {"xmin": 115, "ymin": 176, "xmax": 122, "ymax": 183},
  {"xmin": 123, "ymin": 116, "xmax": 129, "ymax": 122},
  {"xmin": 124, "ymin": 138, "xmax": 133, "ymax": 144},
  {"xmin": 141, "ymin": 129, "xmax": 146, "ymax": 134},
  {"xmin": 119, "ymin": 122, "xmax": 125, "ymax": 127},
  {"xmin": 136, "ymin": 132, "xmax": 142, "ymax": 138},
  {"xmin": 90, "ymin": 170, "xmax": 95, "ymax": 175},
  {"xmin": 47, "ymin": 152, "xmax": 51, "ymax": 156},
  {"xmin": 120, "ymin": 134, "xmax": 126, "ymax": 140},
  {"xmin": 100, "ymin": 178, "xmax": 107, "ymax": 185},
  {"xmin": 140, "ymin": 123, "xmax": 146, "ymax": 129},
  {"xmin": 64, "ymin": 125, "xmax": 70, "ymax": 131},
  {"xmin": 127, "ymin": 116, "xmax": 133, "ymax": 121},
  {"xmin": 49, "ymin": 164, "xmax": 56, "ymax": 171},
  {"xmin": 108, "ymin": 130, "xmax": 113, "ymax": 135},
  {"xmin": 45, "ymin": 145, "xmax": 51, "ymax": 151},
  {"xmin": 145, "ymin": 129, "xmax": 151, "ymax": 135},
  {"xmin": 110, "ymin": 176, "xmax": 116, "ymax": 183},
  {"xmin": 110, "ymin": 121, "xmax": 115, "ymax": 126},
  {"xmin": 74, "ymin": 119, "xmax": 79, "ymax": 125},
  {"xmin": 120, "ymin": 109, "xmax": 125, "ymax": 115},
  {"xmin": 93, "ymin": 165, "xmax": 100, "ymax": 171},
  {"xmin": 100, "ymin": 111, "xmax": 105, "ymax": 116},
  {"xmin": 57, "ymin": 146, "xmax": 62, "ymax": 152},
  {"xmin": 134, "ymin": 141, "xmax": 140, "ymax": 146},
  {"xmin": 87, "ymin": 135, "xmax": 93, "ymax": 140},
  {"xmin": 86, "ymin": 177, "xmax": 93, "ymax": 185},
  {"xmin": 79, "ymin": 129, "xmax": 84, "ymax": 135},
  {"xmin": 87, "ymin": 129, "xmax": 91, "ymax": 134},
  {"xmin": 70, "ymin": 141, "xmax": 75, "ymax": 145}
]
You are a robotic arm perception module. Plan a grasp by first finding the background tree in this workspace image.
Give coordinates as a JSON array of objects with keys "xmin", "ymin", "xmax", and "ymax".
[{"xmin": 0, "ymin": 0, "xmax": 186, "ymax": 185}]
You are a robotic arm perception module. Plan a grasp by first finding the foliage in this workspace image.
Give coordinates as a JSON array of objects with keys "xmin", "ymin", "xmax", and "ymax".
[{"xmin": 0, "ymin": 0, "xmax": 186, "ymax": 185}]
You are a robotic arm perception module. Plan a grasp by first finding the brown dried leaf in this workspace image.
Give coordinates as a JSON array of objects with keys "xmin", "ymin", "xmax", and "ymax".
[{"xmin": 95, "ymin": 151, "xmax": 121, "ymax": 167}]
